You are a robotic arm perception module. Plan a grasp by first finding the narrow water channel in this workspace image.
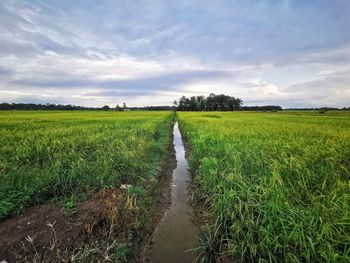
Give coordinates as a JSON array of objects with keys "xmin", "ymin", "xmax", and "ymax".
[{"xmin": 148, "ymin": 121, "xmax": 199, "ymax": 263}]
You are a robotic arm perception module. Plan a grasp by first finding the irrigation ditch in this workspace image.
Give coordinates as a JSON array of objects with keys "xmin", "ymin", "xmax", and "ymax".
[{"xmin": 145, "ymin": 121, "xmax": 200, "ymax": 263}]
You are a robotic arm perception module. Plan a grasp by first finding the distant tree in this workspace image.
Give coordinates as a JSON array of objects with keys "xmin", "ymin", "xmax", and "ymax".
[
  {"xmin": 175, "ymin": 94, "xmax": 243, "ymax": 111},
  {"xmin": 102, "ymin": 105, "xmax": 110, "ymax": 111},
  {"xmin": 189, "ymin": 96, "xmax": 198, "ymax": 111},
  {"xmin": 123, "ymin": 102, "xmax": 127, "ymax": 109},
  {"xmin": 177, "ymin": 96, "xmax": 187, "ymax": 111},
  {"xmin": 196, "ymin": 96, "xmax": 206, "ymax": 111}
]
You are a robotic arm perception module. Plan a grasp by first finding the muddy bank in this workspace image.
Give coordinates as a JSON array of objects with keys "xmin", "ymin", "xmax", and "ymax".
[
  {"xmin": 0, "ymin": 189, "xmax": 134, "ymax": 262},
  {"xmin": 0, "ymin": 124, "xmax": 176, "ymax": 263},
  {"xmin": 145, "ymin": 122, "xmax": 200, "ymax": 263}
]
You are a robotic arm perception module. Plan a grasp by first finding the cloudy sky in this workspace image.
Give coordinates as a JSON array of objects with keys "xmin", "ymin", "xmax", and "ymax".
[{"xmin": 0, "ymin": 0, "xmax": 350, "ymax": 107}]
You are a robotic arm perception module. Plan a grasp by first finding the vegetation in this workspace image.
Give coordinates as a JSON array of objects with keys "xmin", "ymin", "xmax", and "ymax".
[
  {"xmin": 2, "ymin": 107, "xmax": 350, "ymax": 262},
  {"xmin": 242, "ymin": 105, "xmax": 282, "ymax": 111},
  {"xmin": 175, "ymin": 94, "xmax": 283, "ymax": 111},
  {"xmin": 286, "ymin": 107, "xmax": 350, "ymax": 111},
  {"xmin": 176, "ymin": 93, "xmax": 243, "ymax": 111},
  {"xmin": 0, "ymin": 110, "xmax": 174, "ymax": 218},
  {"xmin": 178, "ymin": 111, "xmax": 350, "ymax": 262},
  {"xmin": 0, "ymin": 103, "xmax": 101, "ymax": 110},
  {"xmin": 0, "ymin": 102, "xmax": 175, "ymax": 111},
  {"xmin": 2, "ymin": 101, "xmax": 349, "ymax": 112}
]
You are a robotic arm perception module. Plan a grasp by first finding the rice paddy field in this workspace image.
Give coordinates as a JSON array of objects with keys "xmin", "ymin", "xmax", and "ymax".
[
  {"xmin": 0, "ymin": 110, "xmax": 174, "ymax": 219},
  {"xmin": 177, "ymin": 111, "xmax": 350, "ymax": 262},
  {"xmin": 1, "ymin": 110, "xmax": 350, "ymax": 262}
]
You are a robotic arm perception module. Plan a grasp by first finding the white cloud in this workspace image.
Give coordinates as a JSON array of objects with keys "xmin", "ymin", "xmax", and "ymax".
[{"xmin": 0, "ymin": 0, "xmax": 349, "ymax": 107}]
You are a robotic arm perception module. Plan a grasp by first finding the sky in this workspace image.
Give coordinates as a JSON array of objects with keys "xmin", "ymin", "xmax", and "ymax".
[{"xmin": 0, "ymin": 0, "xmax": 350, "ymax": 108}]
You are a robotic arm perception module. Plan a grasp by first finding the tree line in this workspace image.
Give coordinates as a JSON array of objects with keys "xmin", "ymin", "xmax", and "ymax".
[
  {"xmin": 0, "ymin": 102, "xmax": 174, "ymax": 111},
  {"xmin": 0, "ymin": 103, "xmax": 100, "ymax": 111},
  {"xmin": 285, "ymin": 107, "xmax": 350, "ymax": 111},
  {"xmin": 175, "ymin": 94, "xmax": 243, "ymax": 111},
  {"xmin": 2, "ymin": 101, "xmax": 348, "ymax": 112},
  {"xmin": 242, "ymin": 105, "xmax": 282, "ymax": 111}
]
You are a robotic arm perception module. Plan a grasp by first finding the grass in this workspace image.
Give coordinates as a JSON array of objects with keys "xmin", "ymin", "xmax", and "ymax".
[
  {"xmin": 177, "ymin": 111, "xmax": 350, "ymax": 262},
  {"xmin": 0, "ymin": 110, "xmax": 174, "ymax": 219}
]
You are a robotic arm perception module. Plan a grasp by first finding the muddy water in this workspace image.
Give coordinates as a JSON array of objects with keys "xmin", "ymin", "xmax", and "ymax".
[{"xmin": 149, "ymin": 122, "xmax": 199, "ymax": 263}]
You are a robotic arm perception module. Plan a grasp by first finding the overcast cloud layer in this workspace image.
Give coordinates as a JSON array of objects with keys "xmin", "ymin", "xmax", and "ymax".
[{"xmin": 0, "ymin": 0, "xmax": 350, "ymax": 107}]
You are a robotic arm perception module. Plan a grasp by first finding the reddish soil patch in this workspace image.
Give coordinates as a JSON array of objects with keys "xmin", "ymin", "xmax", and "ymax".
[{"xmin": 0, "ymin": 189, "xmax": 135, "ymax": 262}]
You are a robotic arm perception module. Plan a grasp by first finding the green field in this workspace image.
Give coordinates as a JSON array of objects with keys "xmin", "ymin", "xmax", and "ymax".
[
  {"xmin": 1, "ymin": 110, "xmax": 349, "ymax": 262},
  {"xmin": 0, "ymin": 111, "xmax": 174, "ymax": 218},
  {"xmin": 177, "ymin": 111, "xmax": 350, "ymax": 262}
]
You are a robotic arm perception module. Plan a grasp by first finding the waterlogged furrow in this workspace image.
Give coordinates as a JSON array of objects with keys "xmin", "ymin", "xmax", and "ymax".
[
  {"xmin": 178, "ymin": 111, "xmax": 350, "ymax": 262},
  {"xmin": 149, "ymin": 122, "xmax": 199, "ymax": 263}
]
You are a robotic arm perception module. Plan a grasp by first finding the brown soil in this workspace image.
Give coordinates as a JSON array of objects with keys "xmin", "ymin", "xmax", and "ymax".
[{"xmin": 0, "ymin": 189, "xmax": 137, "ymax": 262}]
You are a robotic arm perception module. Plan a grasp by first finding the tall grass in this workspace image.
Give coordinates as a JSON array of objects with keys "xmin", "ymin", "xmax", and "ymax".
[
  {"xmin": 0, "ymin": 110, "xmax": 174, "ymax": 218},
  {"xmin": 178, "ymin": 111, "xmax": 350, "ymax": 262}
]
